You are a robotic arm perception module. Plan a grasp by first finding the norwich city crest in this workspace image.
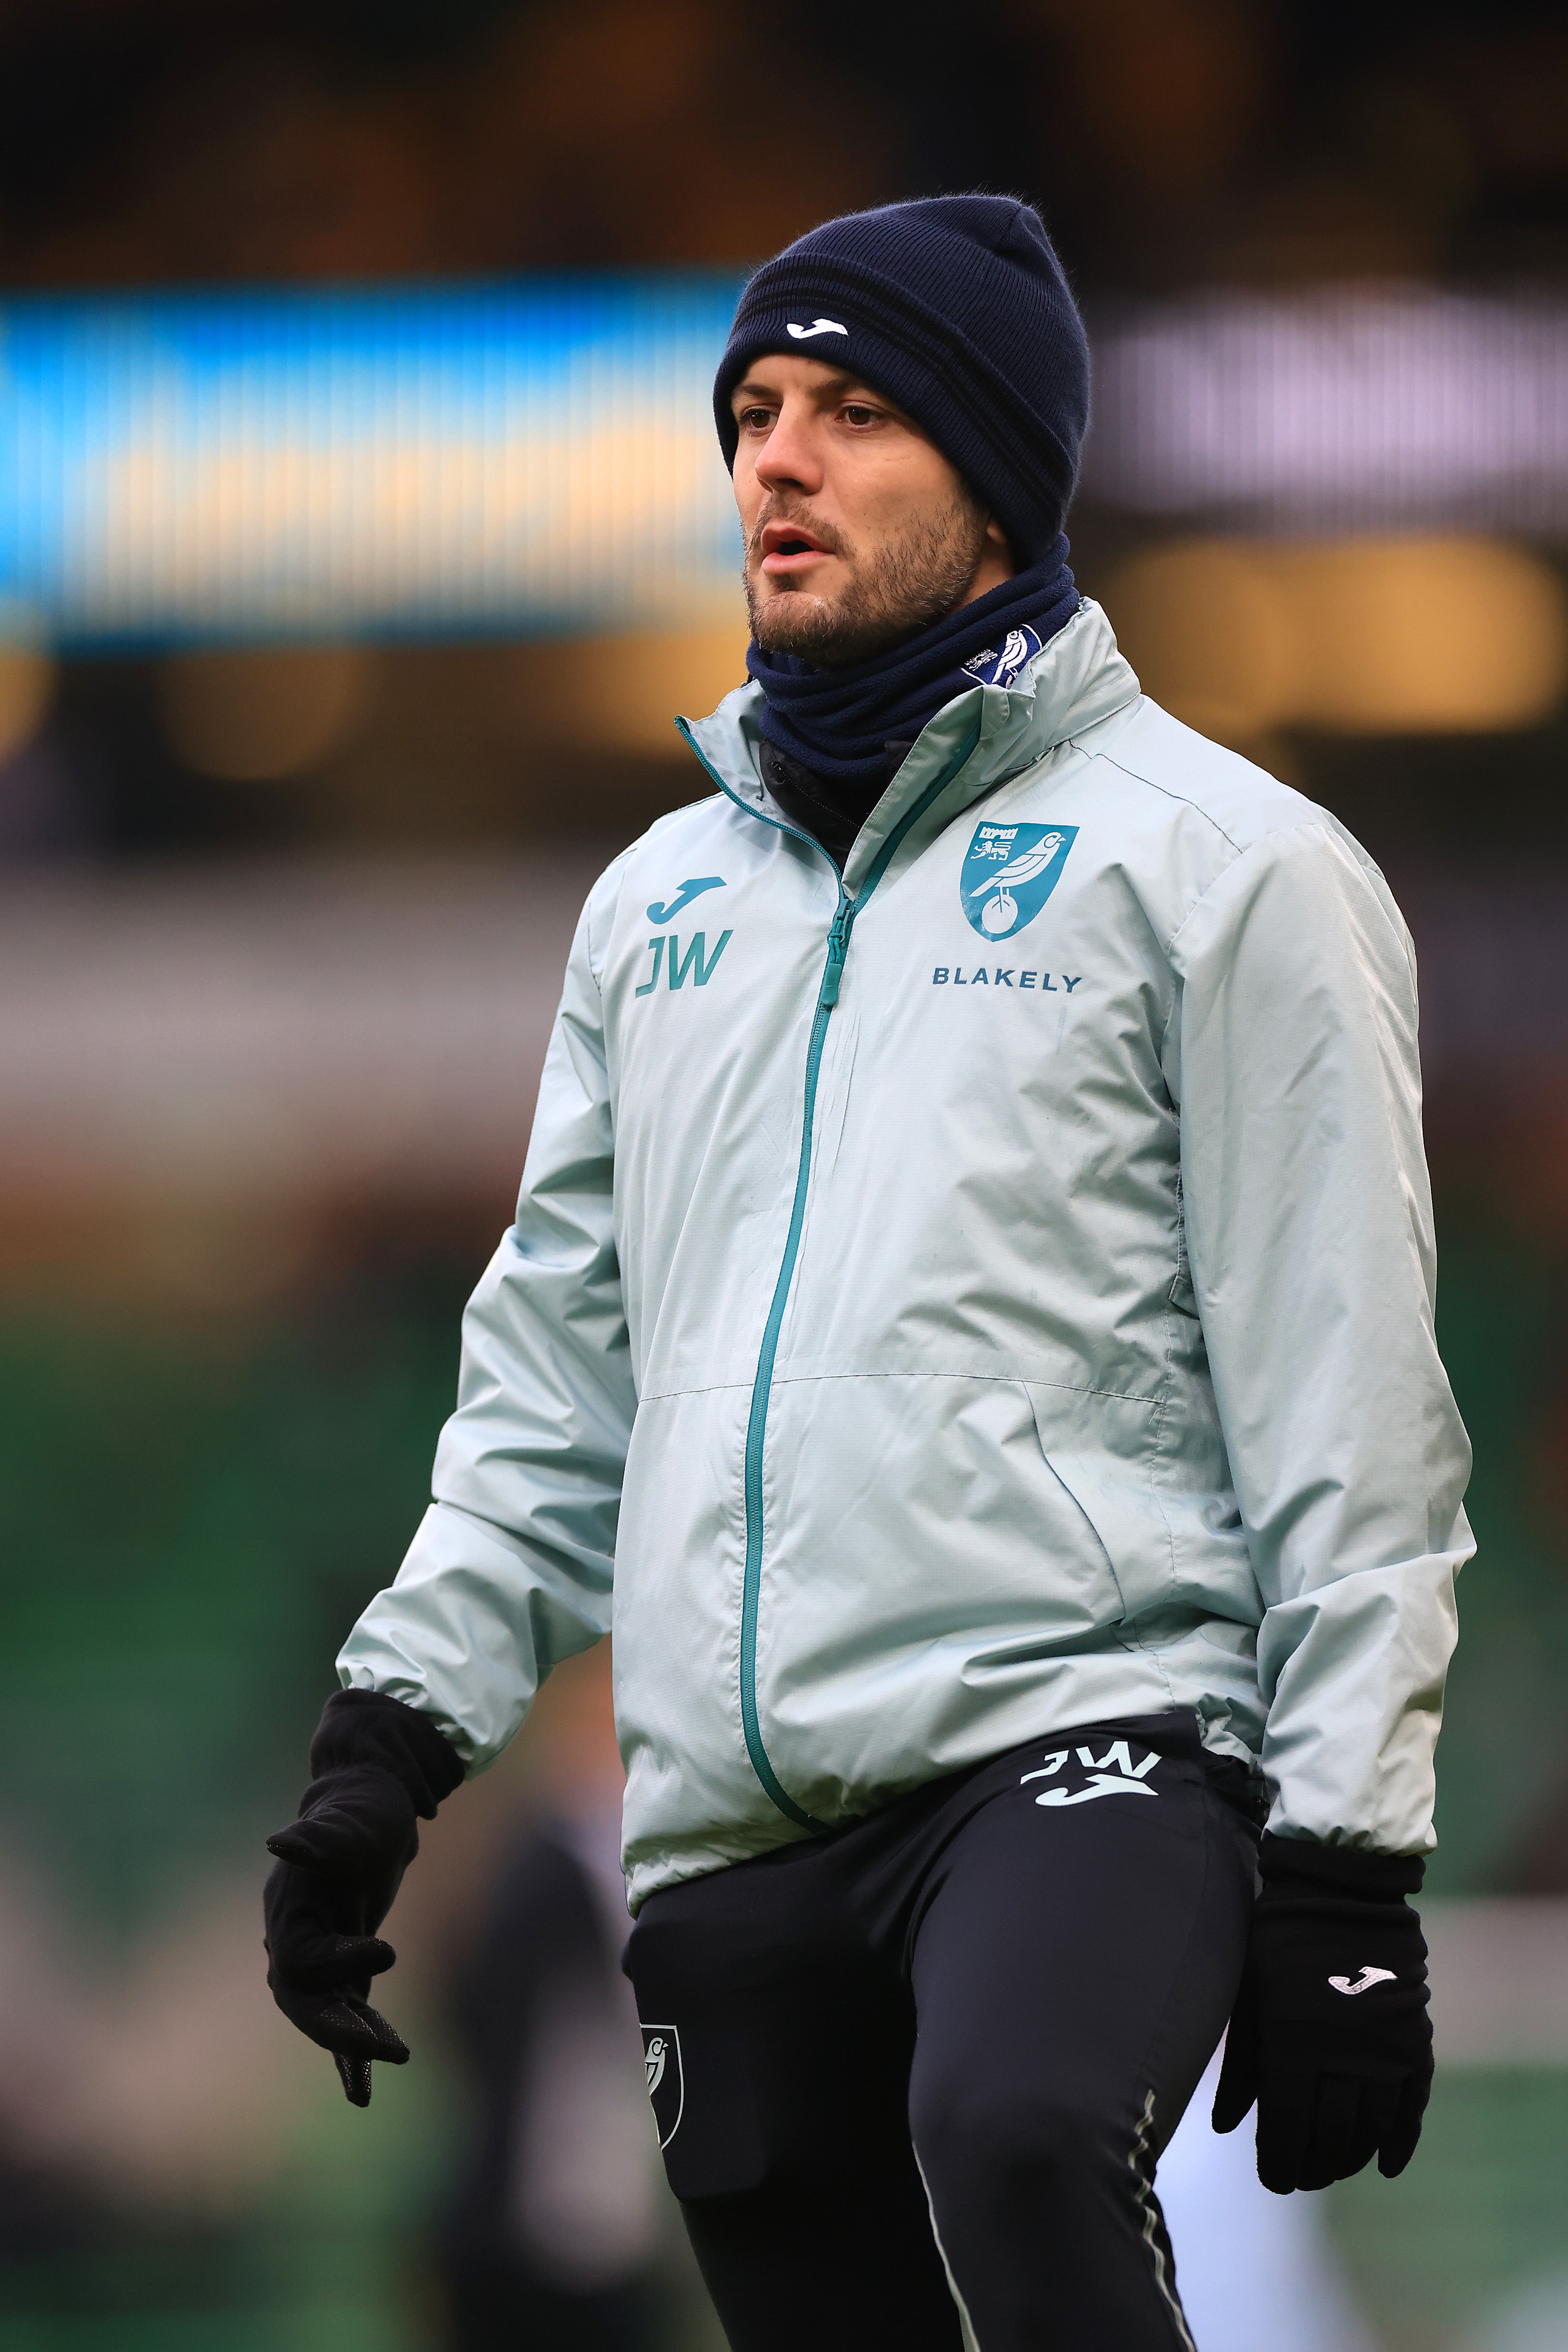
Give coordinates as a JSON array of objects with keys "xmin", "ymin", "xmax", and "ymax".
[
  {"xmin": 641, "ymin": 2024, "xmax": 684, "ymax": 2149},
  {"xmin": 960, "ymin": 820, "xmax": 1078, "ymax": 940}
]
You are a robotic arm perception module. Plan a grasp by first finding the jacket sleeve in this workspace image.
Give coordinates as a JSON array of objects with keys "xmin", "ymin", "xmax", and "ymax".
[
  {"xmin": 1168, "ymin": 818, "xmax": 1472, "ymax": 1855},
  {"xmin": 336, "ymin": 881, "xmax": 634, "ymax": 1773}
]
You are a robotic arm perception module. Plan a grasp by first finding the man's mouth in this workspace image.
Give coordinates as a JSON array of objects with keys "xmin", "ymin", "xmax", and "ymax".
[{"xmin": 759, "ymin": 518, "xmax": 836, "ymax": 577}]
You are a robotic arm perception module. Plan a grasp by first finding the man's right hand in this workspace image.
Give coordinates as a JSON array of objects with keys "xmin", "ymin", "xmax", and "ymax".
[
  {"xmin": 263, "ymin": 1690, "xmax": 465, "ymax": 2106},
  {"xmin": 264, "ymin": 1763, "xmax": 418, "ymax": 2106}
]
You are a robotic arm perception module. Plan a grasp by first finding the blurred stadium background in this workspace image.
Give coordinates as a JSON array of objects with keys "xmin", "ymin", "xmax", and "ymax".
[{"xmin": 0, "ymin": 1, "xmax": 1563, "ymax": 2346}]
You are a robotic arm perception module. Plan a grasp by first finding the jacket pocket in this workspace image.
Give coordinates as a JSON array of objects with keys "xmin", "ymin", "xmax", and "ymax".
[{"xmin": 1026, "ymin": 1385, "xmax": 1174, "ymax": 1627}]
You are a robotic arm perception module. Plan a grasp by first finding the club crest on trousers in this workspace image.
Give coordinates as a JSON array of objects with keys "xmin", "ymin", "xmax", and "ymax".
[
  {"xmin": 961, "ymin": 820, "xmax": 1078, "ymax": 940},
  {"xmin": 641, "ymin": 2023, "xmax": 684, "ymax": 2148}
]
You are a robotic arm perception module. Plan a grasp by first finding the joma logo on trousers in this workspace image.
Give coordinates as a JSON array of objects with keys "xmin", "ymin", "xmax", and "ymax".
[
  {"xmin": 636, "ymin": 930, "xmax": 733, "ymax": 995},
  {"xmin": 1020, "ymin": 1741, "xmax": 1162, "ymax": 1805}
]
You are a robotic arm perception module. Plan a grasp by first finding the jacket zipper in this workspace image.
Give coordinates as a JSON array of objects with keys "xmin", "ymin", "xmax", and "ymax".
[{"xmin": 674, "ymin": 712, "xmax": 983, "ymax": 1827}]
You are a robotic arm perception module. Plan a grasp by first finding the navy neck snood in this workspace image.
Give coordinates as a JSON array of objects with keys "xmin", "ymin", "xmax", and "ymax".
[{"xmin": 747, "ymin": 538, "xmax": 1079, "ymax": 798}]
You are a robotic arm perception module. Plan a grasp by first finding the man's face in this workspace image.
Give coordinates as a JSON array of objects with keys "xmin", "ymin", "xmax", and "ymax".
[{"xmin": 731, "ymin": 355, "xmax": 1011, "ymax": 667}]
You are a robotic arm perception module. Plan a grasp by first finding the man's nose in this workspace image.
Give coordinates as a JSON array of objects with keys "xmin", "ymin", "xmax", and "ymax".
[{"xmin": 753, "ymin": 403, "xmax": 822, "ymax": 495}]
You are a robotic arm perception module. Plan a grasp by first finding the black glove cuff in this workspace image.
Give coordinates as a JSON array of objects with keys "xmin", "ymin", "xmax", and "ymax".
[
  {"xmin": 1259, "ymin": 1830, "xmax": 1424, "ymax": 1900},
  {"xmin": 309, "ymin": 1689, "xmax": 465, "ymax": 1819}
]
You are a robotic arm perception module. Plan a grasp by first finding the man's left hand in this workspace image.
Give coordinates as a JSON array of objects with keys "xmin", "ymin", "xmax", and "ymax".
[{"xmin": 1212, "ymin": 1832, "xmax": 1433, "ymax": 2193}]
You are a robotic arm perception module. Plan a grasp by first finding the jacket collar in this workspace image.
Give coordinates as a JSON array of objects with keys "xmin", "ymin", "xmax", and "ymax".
[{"xmin": 679, "ymin": 599, "xmax": 1141, "ymax": 893}]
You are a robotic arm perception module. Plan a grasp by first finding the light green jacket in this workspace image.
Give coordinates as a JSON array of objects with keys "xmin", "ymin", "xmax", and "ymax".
[{"xmin": 339, "ymin": 598, "xmax": 1472, "ymax": 1911}]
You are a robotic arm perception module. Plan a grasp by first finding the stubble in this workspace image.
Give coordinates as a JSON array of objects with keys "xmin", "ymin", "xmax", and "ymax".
[{"xmin": 745, "ymin": 485, "xmax": 990, "ymax": 667}]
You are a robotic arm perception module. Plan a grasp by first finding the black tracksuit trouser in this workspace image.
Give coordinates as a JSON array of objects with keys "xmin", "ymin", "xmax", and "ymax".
[{"xmin": 625, "ymin": 1712, "xmax": 1261, "ymax": 2352}]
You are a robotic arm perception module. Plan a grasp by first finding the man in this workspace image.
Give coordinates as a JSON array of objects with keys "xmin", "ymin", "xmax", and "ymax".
[{"xmin": 264, "ymin": 197, "xmax": 1471, "ymax": 2352}]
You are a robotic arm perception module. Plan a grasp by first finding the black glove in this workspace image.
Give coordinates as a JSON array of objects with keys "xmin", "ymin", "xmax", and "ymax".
[
  {"xmin": 264, "ymin": 1689, "xmax": 464, "ymax": 2107},
  {"xmin": 1213, "ymin": 1831, "xmax": 1433, "ymax": 2194}
]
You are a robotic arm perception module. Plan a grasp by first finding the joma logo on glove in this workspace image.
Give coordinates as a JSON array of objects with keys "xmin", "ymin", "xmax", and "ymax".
[{"xmin": 1328, "ymin": 1966, "xmax": 1398, "ymax": 1996}]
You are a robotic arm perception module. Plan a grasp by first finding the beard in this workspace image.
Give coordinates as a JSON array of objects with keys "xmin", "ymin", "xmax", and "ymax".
[{"xmin": 744, "ymin": 485, "xmax": 991, "ymax": 667}]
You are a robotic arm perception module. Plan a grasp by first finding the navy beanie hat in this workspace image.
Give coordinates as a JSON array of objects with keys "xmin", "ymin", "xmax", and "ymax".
[{"xmin": 713, "ymin": 194, "xmax": 1090, "ymax": 565}]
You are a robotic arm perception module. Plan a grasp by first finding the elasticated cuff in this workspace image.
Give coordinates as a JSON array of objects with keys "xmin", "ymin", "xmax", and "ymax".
[
  {"xmin": 1259, "ymin": 1830, "xmax": 1424, "ymax": 1899},
  {"xmin": 309, "ymin": 1688, "xmax": 465, "ymax": 1817}
]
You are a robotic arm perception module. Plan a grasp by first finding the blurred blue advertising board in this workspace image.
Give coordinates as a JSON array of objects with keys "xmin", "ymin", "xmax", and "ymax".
[
  {"xmin": 0, "ymin": 275, "xmax": 745, "ymax": 649},
  {"xmin": 1, "ymin": 275, "xmax": 1564, "ymax": 651}
]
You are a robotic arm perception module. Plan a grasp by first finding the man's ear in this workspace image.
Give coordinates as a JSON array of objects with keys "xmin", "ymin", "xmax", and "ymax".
[{"xmin": 984, "ymin": 515, "xmax": 1012, "ymax": 556}]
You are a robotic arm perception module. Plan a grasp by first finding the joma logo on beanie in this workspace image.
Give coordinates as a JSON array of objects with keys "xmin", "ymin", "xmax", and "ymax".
[{"xmin": 714, "ymin": 194, "xmax": 1091, "ymax": 565}]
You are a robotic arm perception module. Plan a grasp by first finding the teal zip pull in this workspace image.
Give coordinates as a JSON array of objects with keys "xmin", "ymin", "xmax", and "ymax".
[{"xmin": 819, "ymin": 899, "xmax": 855, "ymax": 1007}]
